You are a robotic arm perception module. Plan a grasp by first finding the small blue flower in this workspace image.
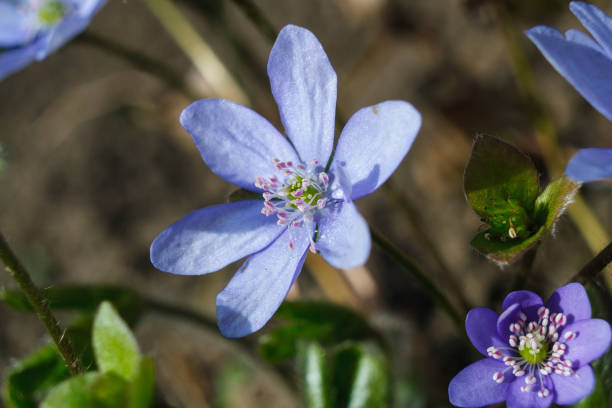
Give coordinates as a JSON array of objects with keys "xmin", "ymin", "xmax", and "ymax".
[
  {"xmin": 150, "ymin": 25, "xmax": 421, "ymax": 338},
  {"xmin": 0, "ymin": 0, "xmax": 105, "ymax": 81},
  {"xmin": 526, "ymin": 2, "xmax": 612, "ymax": 183},
  {"xmin": 449, "ymin": 283, "xmax": 611, "ymax": 408}
]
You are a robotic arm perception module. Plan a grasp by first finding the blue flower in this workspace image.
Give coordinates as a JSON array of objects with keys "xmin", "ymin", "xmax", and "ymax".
[
  {"xmin": 0, "ymin": 0, "xmax": 105, "ymax": 81},
  {"xmin": 449, "ymin": 283, "xmax": 611, "ymax": 408},
  {"xmin": 150, "ymin": 25, "xmax": 421, "ymax": 338},
  {"xmin": 526, "ymin": 2, "xmax": 612, "ymax": 183}
]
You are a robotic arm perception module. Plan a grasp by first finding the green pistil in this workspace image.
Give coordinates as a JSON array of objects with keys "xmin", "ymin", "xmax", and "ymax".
[
  {"xmin": 519, "ymin": 341, "xmax": 548, "ymax": 364},
  {"xmin": 286, "ymin": 176, "xmax": 320, "ymax": 207},
  {"xmin": 38, "ymin": 0, "xmax": 65, "ymax": 26}
]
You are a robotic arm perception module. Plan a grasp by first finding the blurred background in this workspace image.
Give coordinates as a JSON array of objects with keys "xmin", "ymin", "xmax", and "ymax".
[{"xmin": 1, "ymin": 0, "xmax": 612, "ymax": 407}]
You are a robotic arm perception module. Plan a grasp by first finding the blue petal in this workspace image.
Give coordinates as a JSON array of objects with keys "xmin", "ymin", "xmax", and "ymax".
[
  {"xmin": 545, "ymin": 282, "xmax": 591, "ymax": 323},
  {"xmin": 465, "ymin": 307, "xmax": 505, "ymax": 356},
  {"xmin": 38, "ymin": 17, "xmax": 89, "ymax": 59},
  {"xmin": 0, "ymin": 3, "xmax": 35, "ymax": 47},
  {"xmin": 267, "ymin": 25, "xmax": 336, "ymax": 165},
  {"xmin": 565, "ymin": 148, "xmax": 612, "ymax": 182},
  {"xmin": 497, "ymin": 303, "xmax": 521, "ymax": 343},
  {"xmin": 506, "ymin": 374, "xmax": 553, "ymax": 408},
  {"xmin": 570, "ymin": 1, "xmax": 612, "ymax": 56},
  {"xmin": 151, "ymin": 201, "xmax": 285, "ymax": 276},
  {"xmin": 526, "ymin": 25, "xmax": 612, "ymax": 121},
  {"xmin": 333, "ymin": 101, "xmax": 421, "ymax": 199},
  {"xmin": 552, "ymin": 365, "xmax": 595, "ymax": 405},
  {"xmin": 561, "ymin": 319, "xmax": 611, "ymax": 366},
  {"xmin": 502, "ymin": 290, "xmax": 543, "ymax": 321},
  {"xmin": 448, "ymin": 358, "xmax": 511, "ymax": 407},
  {"xmin": 0, "ymin": 39, "xmax": 44, "ymax": 81},
  {"xmin": 216, "ymin": 224, "xmax": 312, "ymax": 337},
  {"xmin": 315, "ymin": 201, "xmax": 370, "ymax": 269},
  {"xmin": 180, "ymin": 99, "xmax": 300, "ymax": 191}
]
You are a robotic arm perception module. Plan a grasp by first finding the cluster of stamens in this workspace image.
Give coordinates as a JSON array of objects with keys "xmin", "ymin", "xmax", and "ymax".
[
  {"xmin": 486, "ymin": 306, "xmax": 576, "ymax": 398},
  {"xmin": 256, "ymin": 158, "xmax": 331, "ymax": 250}
]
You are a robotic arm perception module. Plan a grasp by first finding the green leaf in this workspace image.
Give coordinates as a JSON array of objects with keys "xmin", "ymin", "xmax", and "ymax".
[
  {"xmin": 2, "ymin": 343, "xmax": 70, "ymax": 408},
  {"xmin": 127, "ymin": 358, "xmax": 155, "ymax": 408},
  {"xmin": 297, "ymin": 341, "xmax": 330, "ymax": 408},
  {"xmin": 227, "ymin": 188, "xmax": 262, "ymax": 203},
  {"xmin": 93, "ymin": 301, "xmax": 141, "ymax": 381},
  {"xmin": 40, "ymin": 372, "xmax": 128, "ymax": 408},
  {"xmin": 330, "ymin": 343, "xmax": 389, "ymax": 408},
  {"xmin": 259, "ymin": 301, "xmax": 381, "ymax": 362},
  {"xmin": 464, "ymin": 134, "xmax": 539, "ymax": 220},
  {"xmin": 0, "ymin": 285, "xmax": 144, "ymax": 325}
]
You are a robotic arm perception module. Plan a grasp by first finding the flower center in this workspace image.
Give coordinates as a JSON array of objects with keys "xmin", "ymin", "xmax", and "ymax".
[
  {"xmin": 256, "ymin": 158, "xmax": 330, "ymax": 227},
  {"xmin": 37, "ymin": 0, "xmax": 65, "ymax": 26},
  {"xmin": 486, "ymin": 306, "xmax": 577, "ymax": 398},
  {"xmin": 518, "ymin": 335, "xmax": 548, "ymax": 364}
]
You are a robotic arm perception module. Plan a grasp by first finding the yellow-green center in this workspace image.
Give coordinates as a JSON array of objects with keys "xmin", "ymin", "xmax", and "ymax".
[
  {"xmin": 38, "ymin": 0, "xmax": 65, "ymax": 25},
  {"xmin": 286, "ymin": 175, "xmax": 320, "ymax": 207},
  {"xmin": 519, "ymin": 340, "xmax": 548, "ymax": 364}
]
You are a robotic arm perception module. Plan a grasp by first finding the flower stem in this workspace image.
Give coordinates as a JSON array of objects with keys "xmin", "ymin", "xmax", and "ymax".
[
  {"xmin": 76, "ymin": 31, "xmax": 198, "ymax": 100},
  {"xmin": 496, "ymin": 4, "xmax": 612, "ymax": 291},
  {"xmin": 0, "ymin": 232, "xmax": 84, "ymax": 375},
  {"xmin": 370, "ymin": 228, "xmax": 464, "ymax": 332},
  {"xmin": 570, "ymin": 242, "xmax": 612, "ymax": 285}
]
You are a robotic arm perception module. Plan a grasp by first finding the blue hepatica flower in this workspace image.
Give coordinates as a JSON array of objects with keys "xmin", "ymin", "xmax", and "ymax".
[
  {"xmin": 0, "ymin": 0, "xmax": 105, "ymax": 81},
  {"xmin": 150, "ymin": 25, "xmax": 421, "ymax": 338},
  {"xmin": 449, "ymin": 283, "xmax": 611, "ymax": 408},
  {"xmin": 526, "ymin": 2, "xmax": 612, "ymax": 183}
]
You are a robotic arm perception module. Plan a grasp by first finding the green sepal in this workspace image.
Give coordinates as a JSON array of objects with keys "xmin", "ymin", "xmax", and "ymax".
[
  {"xmin": 258, "ymin": 301, "xmax": 381, "ymax": 362},
  {"xmin": 464, "ymin": 134, "xmax": 539, "ymax": 220},
  {"xmin": 93, "ymin": 301, "xmax": 141, "ymax": 381},
  {"xmin": 471, "ymin": 177, "xmax": 579, "ymax": 265},
  {"xmin": 40, "ymin": 372, "xmax": 128, "ymax": 408},
  {"xmin": 0, "ymin": 285, "xmax": 144, "ymax": 325},
  {"xmin": 227, "ymin": 188, "xmax": 262, "ymax": 202},
  {"xmin": 297, "ymin": 341, "xmax": 330, "ymax": 408}
]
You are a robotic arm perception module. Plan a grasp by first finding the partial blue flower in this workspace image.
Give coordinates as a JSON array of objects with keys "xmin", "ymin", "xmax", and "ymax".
[
  {"xmin": 566, "ymin": 148, "xmax": 612, "ymax": 182},
  {"xmin": 449, "ymin": 283, "xmax": 611, "ymax": 408},
  {"xmin": 0, "ymin": 0, "xmax": 105, "ymax": 80},
  {"xmin": 526, "ymin": 3, "xmax": 612, "ymax": 183},
  {"xmin": 526, "ymin": 2, "xmax": 612, "ymax": 121},
  {"xmin": 150, "ymin": 25, "xmax": 422, "ymax": 338}
]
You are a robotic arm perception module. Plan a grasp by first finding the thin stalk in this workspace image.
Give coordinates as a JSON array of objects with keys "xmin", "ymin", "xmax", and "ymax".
[
  {"xmin": 570, "ymin": 242, "xmax": 612, "ymax": 285},
  {"xmin": 382, "ymin": 183, "xmax": 471, "ymax": 313},
  {"xmin": 370, "ymin": 228, "xmax": 464, "ymax": 333},
  {"xmin": 229, "ymin": 0, "xmax": 277, "ymax": 44},
  {"xmin": 144, "ymin": 297, "xmax": 252, "ymax": 348},
  {"xmin": 77, "ymin": 31, "xmax": 198, "ymax": 100},
  {"xmin": 142, "ymin": 0, "xmax": 249, "ymax": 105},
  {"xmin": 496, "ymin": 5, "xmax": 612, "ymax": 291},
  {"xmin": 0, "ymin": 232, "xmax": 84, "ymax": 375}
]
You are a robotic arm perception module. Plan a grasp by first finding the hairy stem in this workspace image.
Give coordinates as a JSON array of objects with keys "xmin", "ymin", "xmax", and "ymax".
[
  {"xmin": 0, "ymin": 232, "xmax": 84, "ymax": 375},
  {"xmin": 370, "ymin": 228, "xmax": 464, "ymax": 332}
]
